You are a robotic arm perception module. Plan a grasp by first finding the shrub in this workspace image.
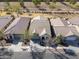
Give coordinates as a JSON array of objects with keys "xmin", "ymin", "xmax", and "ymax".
[
  {"xmin": 54, "ymin": 35, "xmax": 63, "ymax": 45},
  {"xmin": 32, "ymin": 0, "xmax": 41, "ymax": 5},
  {"xmin": 49, "ymin": 3, "xmax": 56, "ymax": 9}
]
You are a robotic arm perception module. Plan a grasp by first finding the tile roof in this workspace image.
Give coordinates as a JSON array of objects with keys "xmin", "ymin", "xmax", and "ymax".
[
  {"xmin": 0, "ymin": 15, "xmax": 12, "ymax": 30},
  {"xmin": 69, "ymin": 17, "xmax": 79, "ymax": 25},
  {"xmin": 4, "ymin": 17, "xmax": 30, "ymax": 34},
  {"xmin": 53, "ymin": 26, "xmax": 79, "ymax": 37},
  {"xmin": 29, "ymin": 16, "xmax": 51, "ymax": 36},
  {"xmin": 50, "ymin": 18, "xmax": 68, "ymax": 26},
  {"xmin": 70, "ymin": 26, "xmax": 79, "ymax": 36},
  {"xmin": 53, "ymin": 26, "xmax": 73, "ymax": 36}
]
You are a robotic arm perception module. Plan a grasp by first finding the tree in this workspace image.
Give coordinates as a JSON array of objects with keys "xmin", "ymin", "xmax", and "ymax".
[
  {"xmin": 44, "ymin": 0, "xmax": 50, "ymax": 4},
  {"xmin": 6, "ymin": 2, "xmax": 10, "ymax": 6},
  {"xmin": 32, "ymin": 0, "xmax": 41, "ymax": 6},
  {"xmin": 54, "ymin": 35, "xmax": 63, "ymax": 45},
  {"xmin": 65, "ymin": 0, "xmax": 70, "ymax": 2},
  {"xmin": 4, "ymin": 0, "xmax": 12, "ymax": 12},
  {"xmin": 49, "ymin": 3, "xmax": 56, "ymax": 9},
  {"xmin": 18, "ymin": 0, "xmax": 25, "ymax": 8},
  {"xmin": 0, "ymin": 31, "xmax": 4, "ymax": 40},
  {"xmin": 69, "ymin": 0, "xmax": 77, "ymax": 5},
  {"xmin": 52, "ymin": 0, "xmax": 57, "ymax": 4},
  {"xmin": 5, "ymin": 0, "xmax": 10, "ymax": 7},
  {"xmin": 23, "ymin": 30, "xmax": 30, "ymax": 45}
]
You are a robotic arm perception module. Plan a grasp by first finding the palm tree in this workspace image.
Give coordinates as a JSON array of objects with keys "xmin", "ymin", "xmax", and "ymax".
[{"xmin": 23, "ymin": 30, "xmax": 30, "ymax": 45}]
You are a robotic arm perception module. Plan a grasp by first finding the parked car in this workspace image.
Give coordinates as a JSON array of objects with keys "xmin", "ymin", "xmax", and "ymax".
[{"xmin": 62, "ymin": 35, "xmax": 79, "ymax": 47}]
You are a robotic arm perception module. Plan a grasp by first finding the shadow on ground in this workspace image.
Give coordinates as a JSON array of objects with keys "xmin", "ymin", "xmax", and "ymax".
[{"xmin": 0, "ymin": 48, "xmax": 14, "ymax": 59}]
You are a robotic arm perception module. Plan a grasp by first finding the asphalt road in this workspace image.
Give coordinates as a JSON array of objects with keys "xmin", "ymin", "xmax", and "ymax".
[
  {"xmin": 12, "ymin": 52, "xmax": 79, "ymax": 59},
  {"xmin": 0, "ymin": 47, "xmax": 79, "ymax": 59},
  {"xmin": 0, "ymin": 51, "xmax": 79, "ymax": 59}
]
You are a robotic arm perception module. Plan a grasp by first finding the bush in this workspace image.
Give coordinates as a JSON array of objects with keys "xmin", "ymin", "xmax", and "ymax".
[
  {"xmin": 32, "ymin": 0, "xmax": 41, "ymax": 5},
  {"xmin": 23, "ymin": 30, "xmax": 31, "ymax": 44},
  {"xmin": 4, "ymin": 2, "xmax": 21, "ymax": 12},
  {"xmin": 49, "ymin": 3, "xmax": 56, "ymax": 9},
  {"xmin": 65, "ymin": 0, "xmax": 70, "ymax": 2},
  {"xmin": 69, "ymin": 0, "xmax": 77, "ymax": 5},
  {"xmin": 10, "ymin": 4, "xmax": 21, "ymax": 12},
  {"xmin": 75, "ymin": 4, "xmax": 79, "ymax": 9},
  {"xmin": 54, "ymin": 35, "xmax": 63, "ymax": 45}
]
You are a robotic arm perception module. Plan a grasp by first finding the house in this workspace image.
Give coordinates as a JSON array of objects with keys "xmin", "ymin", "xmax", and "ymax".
[
  {"xmin": 29, "ymin": 16, "xmax": 51, "ymax": 45},
  {"xmin": 50, "ymin": 17, "xmax": 68, "ymax": 37},
  {"xmin": 0, "ymin": 15, "xmax": 13, "ymax": 31},
  {"xmin": 29, "ymin": 16, "xmax": 51, "ymax": 36},
  {"xmin": 4, "ymin": 17, "xmax": 31, "ymax": 44}
]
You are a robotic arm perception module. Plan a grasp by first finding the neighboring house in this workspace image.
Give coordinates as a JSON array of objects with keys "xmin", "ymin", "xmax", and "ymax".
[
  {"xmin": 39, "ymin": 2, "xmax": 51, "ymax": 12},
  {"xmin": 50, "ymin": 17, "xmax": 79, "ymax": 36},
  {"xmin": 4, "ymin": 17, "xmax": 31, "ymax": 44},
  {"xmin": 67, "ymin": 17, "xmax": 79, "ymax": 35},
  {"xmin": 0, "ymin": 15, "xmax": 13, "ymax": 31},
  {"xmin": 68, "ymin": 17, "xmax": 79, "ymax": 25},
  {"xmin": 53, "ymin": 26, "xmax": 79, "ymax": 37},
  {"xmin": 53, "ymin": 26, "xmax": 73, "ymax": 37},
  {"xmin": 50, "ymin": 17, "xmax": 79, "ymax": 46},
  {"xmin": 50, "ymin": 17, "xmax": 68, "ymax": 37},
  {"xmin": 0, "ymin": 2, "xmax": 6, "ymax": 10},
  {"xmin": 24, "ymin": 2, "xmax": 40, "ymax": 12},
  {"xmin": 50, "ymin": 17, "xmax": 67, "ymax": 26}
]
